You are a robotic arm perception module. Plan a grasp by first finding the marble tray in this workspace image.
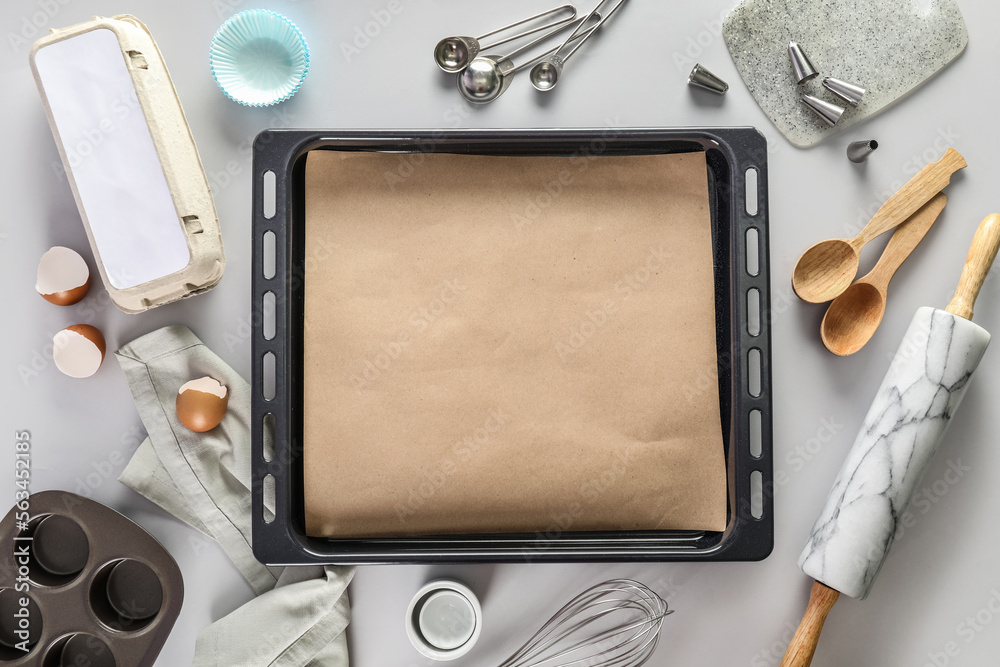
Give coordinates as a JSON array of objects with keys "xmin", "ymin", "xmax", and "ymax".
[{"xmin": 723, "ymin": 0, "xmax": 968, "ymax": 147}]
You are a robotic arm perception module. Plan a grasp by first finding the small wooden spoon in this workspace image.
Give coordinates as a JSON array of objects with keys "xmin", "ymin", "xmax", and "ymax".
[
  {"xmin": 792, "ymin": 148, "xmax": 966, "ymax": 303},
  {"xmin": 820, "ymin": 193, "xmax": 947, "ymax": 356}
]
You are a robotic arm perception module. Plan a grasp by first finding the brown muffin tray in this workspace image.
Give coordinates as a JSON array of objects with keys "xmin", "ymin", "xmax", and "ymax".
[{"xmin": 0, "ymin": 491, "xmax": 183, "ymax": 666}]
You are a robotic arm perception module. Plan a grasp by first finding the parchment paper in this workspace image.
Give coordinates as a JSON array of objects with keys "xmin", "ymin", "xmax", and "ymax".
[{"xmin": 302, "ymin": 149, "xmax": 727, "ymax": 537}]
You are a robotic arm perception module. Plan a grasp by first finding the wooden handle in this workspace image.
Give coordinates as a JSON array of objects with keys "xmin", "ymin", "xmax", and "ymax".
[
  {"xmin": 780, "ymin": 581, "xmax": 840, "ymax": 667},
  {"xmin": 857, "ymin": 148, "xmax": 966, "ymax": 245},
  {"xmin": 946, "ymin": 213, "xmax": 1000, "ymax": 320},
  {"xmin": 866, "ymin": 193, "xmax": 947, "ymax": 288}
]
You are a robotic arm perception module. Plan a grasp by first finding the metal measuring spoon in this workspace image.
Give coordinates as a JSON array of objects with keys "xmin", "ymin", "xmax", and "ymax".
[
  {"xmin": 434, "ymin": 5, "xmax": 577, "ymax": 73},
  {"xmin": 530, "ymin": 0, "xmax": 629, "ymax": 91},
  {"xmin": 459, "ymin": 14, "xmax": 602, "ymax": 104}
]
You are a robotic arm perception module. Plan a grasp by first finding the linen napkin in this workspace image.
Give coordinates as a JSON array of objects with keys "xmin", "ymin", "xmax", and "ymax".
[{"xmin": 115, "ymin": 324, "xmax": 354, "ymax": 667}]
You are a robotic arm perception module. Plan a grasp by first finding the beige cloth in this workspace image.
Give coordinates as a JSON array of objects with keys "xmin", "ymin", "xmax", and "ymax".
[
  {"xmin": 115, "ymin": 325, "xmax": 354, "ymax": 667},
  {"xmin": 302, "ymin": 150, "xmax": 727, "ymax": 537}
]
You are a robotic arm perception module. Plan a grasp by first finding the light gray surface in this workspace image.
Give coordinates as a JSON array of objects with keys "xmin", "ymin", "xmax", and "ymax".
[{"xmin": 2, "ymin": 1, "xmax": 1000, "ymax": 666}]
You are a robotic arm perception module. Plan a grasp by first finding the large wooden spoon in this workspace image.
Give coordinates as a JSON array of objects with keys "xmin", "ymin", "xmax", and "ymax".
[
  {"xmin": 820, "ymin": 193, "xmax": 947, "ymax": 356},
  {"xmin": 792, "ymin": 148, "xmax": 966, "ymax": 303}
]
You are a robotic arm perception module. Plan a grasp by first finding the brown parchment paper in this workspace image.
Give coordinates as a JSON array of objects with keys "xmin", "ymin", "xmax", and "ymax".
[{"xmin": 302, "ymin": 149, "xmax": 727, "ymax": 537}]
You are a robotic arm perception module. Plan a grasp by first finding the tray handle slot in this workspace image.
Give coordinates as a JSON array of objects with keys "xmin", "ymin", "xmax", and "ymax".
[
  {"xmin": 263, "ymin": 413, "xmax": 275, "ymax": 462},
  {"xmin": 745, "ymin": 227, "xmax": 760, "ymax": 276},
  {"xmin": 749, "ymin": 409, "xmax": 762, "ymax": 458},
  {"xmin": 262, "ymin": 475, "xmax": 276, "ymax": 524},
  {"xmin": 262, "ymin": 230, "xmax": 276, "ymax": 279},
  {"xmin": 263, "ymin": 291, "xmax": 276, "ymax": 340},
  {"xmin": 747, "ymin": 287, "xmax": 761, "ymax": 336},
  {"xmin": 263, "ymin": 170, "xmax": 277, "ymax": 219},
  {"xmin": 745, "ymin": 167, "xmax": 759, "ymax": 216},
  {"xmin": 262, "ymin": 351, "xmax": 276, "ymax": 401},
  {"xmin": 749, "ymin": 471, "xmax": 763, "ymax": 519},
  {"xmin": 747, "ymin": 348, "xmax": 761, "ymax": 398}
]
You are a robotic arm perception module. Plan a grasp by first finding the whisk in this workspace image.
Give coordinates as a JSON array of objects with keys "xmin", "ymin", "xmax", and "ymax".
[{"xmin": 498, "ymin": 579, "xmax": 672, "ymax": 667}]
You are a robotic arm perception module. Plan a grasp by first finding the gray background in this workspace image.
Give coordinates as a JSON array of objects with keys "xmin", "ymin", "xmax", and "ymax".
[{"xmin": 2, "ymin": 1, "xmax": 999, "ymax": 665}]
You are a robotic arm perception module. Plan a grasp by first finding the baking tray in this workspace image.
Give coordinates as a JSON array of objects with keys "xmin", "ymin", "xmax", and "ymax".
[{"xmin": 251, "ymin": 128, "xmax": 773, "ymax": 564}]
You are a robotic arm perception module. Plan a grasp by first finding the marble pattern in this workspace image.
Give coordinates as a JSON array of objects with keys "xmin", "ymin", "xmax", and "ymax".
[
  {"xmin": 798, "ymin": 307, "xmax": 990, "ymax": 600},
  {"xmin": 723, "ymin": 0, "xmax": 968, "ymax": 147}
]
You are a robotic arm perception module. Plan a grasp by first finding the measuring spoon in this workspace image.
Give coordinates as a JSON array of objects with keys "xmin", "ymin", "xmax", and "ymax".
[
  {"xmin": 820, "ymin": 193, "xmax": 947, "ymax": 356},
  {"xmin": 792, "ymin": 147, "xmax": 966, "ymax": 303},
  {"xmin": 459, "ymin": 14, "xmax": 601, "ymax": 104},
  {"xmin": 434, "ymin": 5, "xmax": 577, "ymax": 73},
  {"xmin": 529, "ymin": 0, "xmax": 629, "ymax": 91}
]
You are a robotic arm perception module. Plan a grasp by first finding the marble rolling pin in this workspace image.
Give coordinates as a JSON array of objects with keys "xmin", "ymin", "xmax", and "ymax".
[{"xmin": 781, "ymin": 213, "xmax": 1000, "ymax": 667}]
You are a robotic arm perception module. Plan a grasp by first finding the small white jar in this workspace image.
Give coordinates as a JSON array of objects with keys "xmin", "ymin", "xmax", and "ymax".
[{"xmin": 405, "ymin": 580, "xmax": 483, "ymax": 661}]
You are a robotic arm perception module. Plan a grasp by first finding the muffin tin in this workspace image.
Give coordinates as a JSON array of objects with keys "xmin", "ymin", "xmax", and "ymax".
[{"xmin": 0, "ymin": 491, "xmax": 183, "ymax": 666}]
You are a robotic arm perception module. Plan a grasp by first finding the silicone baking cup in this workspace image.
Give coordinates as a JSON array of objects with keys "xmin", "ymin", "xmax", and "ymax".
[{"xmin": 210, "ymin": 9, "xmax": 310, "ymax": 107}]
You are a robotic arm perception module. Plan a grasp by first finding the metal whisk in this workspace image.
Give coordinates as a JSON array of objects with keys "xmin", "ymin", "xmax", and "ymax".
[{"xmin": 498, "ymin": 579, "xmax": 672, "ymax": 667}]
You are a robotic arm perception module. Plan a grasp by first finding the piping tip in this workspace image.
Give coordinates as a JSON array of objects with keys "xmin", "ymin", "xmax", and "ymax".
[
  {"xmin": 688, "ymin": 63, "xmax": 728, "ymax": 94},
  {"xmin": 788, "ymin": 41, "xmax": 818, "ymax": 84},
  {"xmin": 823, "ymin": 77, "xmax": 865, "ymax": 107},
  {"xmin": 801, "ymin": 94, "xmax": 845, "ymax": 126},
  {"xmin": 847, "ymin": 139, "xmax": 878, "ymax": 163}
]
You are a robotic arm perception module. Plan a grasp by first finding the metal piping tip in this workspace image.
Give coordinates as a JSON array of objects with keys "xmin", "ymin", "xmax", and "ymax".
[
  {"xmin": 801, "ymin": 94, "xmax": 845, "ymax": 126},
  {"xmin": 687, "ymin": 63, "xmax": 728, "ymax": 94},
  {"xmin": 847, "ymin": 139, "xmax": 878, "ymax": 163},
  {"xmin": 823, "ymin": 76, "xmax": 865, "ymax": 107},
  {"xmin": 788, "ymin": 41, "xmax": 818, "ymax": 84}
]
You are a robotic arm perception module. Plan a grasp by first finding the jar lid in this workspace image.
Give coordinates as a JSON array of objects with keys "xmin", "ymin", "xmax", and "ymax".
[{"xmin": 406, "ymin": 580, "xmax": 483, "ymax": 661}]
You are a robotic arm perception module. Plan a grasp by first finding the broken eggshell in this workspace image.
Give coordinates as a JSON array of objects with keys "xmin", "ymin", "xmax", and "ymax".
[
  {"xmin": 52, "ymin": 325, "xmax": 106, "ymax": 378},
  {"xmin": 36, "ymin": 246, "xmax": 91, "ymax": 306},
  {"xmin": 176, "ymin": 377, "xmax": 229, "ymax": 432}
]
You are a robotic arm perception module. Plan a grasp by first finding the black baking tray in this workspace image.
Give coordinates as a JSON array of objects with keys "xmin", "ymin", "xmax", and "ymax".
[{"xmin": 251, "ymin": 128, "xmax": 773, "ymax": 565}]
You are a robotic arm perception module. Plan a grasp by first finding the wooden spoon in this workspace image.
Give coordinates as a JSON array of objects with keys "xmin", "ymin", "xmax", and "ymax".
[
  {"xmin": 821, "ymin": 193, "xmax": 947, "ymax": 356},
  {"xmin": 792, "ymin": 148, "xmax": 966, "ymax": 303}
]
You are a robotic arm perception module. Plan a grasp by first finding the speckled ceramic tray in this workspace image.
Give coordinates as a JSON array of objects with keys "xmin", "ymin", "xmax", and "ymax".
[{"xmin": 723, "ymin": 0, "xmax": 968, "ymax": 147}]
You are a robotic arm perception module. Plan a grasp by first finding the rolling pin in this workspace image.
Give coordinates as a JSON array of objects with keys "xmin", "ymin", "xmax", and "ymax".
[{"xmin": 782, "ymin": 213, "xmax": 1000, "ymax": 667}]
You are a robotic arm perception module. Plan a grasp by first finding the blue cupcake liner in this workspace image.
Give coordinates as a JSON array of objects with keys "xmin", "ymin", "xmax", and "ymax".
[{"xmin": 210, "ymin": 9, "xmax": 310, "ymax": 107}]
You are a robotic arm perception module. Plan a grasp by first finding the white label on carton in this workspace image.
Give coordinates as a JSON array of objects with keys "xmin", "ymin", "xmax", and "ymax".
[{"xmin": 34, "ymin": 28, "xmax": 190, "ymax": 290}]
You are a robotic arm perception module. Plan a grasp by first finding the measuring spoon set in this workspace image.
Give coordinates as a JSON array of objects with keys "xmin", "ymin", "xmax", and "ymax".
[
  {"xmin": 792, "ymin": 148, "xmax": 966, "ymax": 355},
  {"xmin": 434, "ymin": 0, "xmax": 628, "ymax": 104}
]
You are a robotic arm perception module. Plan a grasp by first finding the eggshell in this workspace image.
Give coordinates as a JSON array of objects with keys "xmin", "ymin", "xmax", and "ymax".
[
  {"xmin": 36, "ymin": 246, "xmax": 91, "ymax": 306},
  {"xmin": 176, "ymin": 377, "xmax": 229, "ymax": 432},
  {"xmin": 52, "ymin": 325, "xmax": 106, "ymax": 378}
]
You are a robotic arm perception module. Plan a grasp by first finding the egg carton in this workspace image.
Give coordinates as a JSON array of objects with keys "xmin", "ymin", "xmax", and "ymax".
[
  {"xmin": 30, "ymin": 15, "xmax": 225, "ymax": 314},
  {"xmin": 0, "ymin": 491, "xmax": 182, "ymax": 665}
]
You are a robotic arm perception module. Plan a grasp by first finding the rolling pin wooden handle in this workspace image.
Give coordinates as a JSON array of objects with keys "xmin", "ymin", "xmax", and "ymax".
[
  {"xmin": 946, "ymin": 213, "xmax": 1000, "ymax": 321},
  {"xmin": 859, "ymin": 148, "xmax": 966, "ymax": 245},
  {"xmin": 780, "ymin": 581, "xmax": 840, "ymax": 667}
]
